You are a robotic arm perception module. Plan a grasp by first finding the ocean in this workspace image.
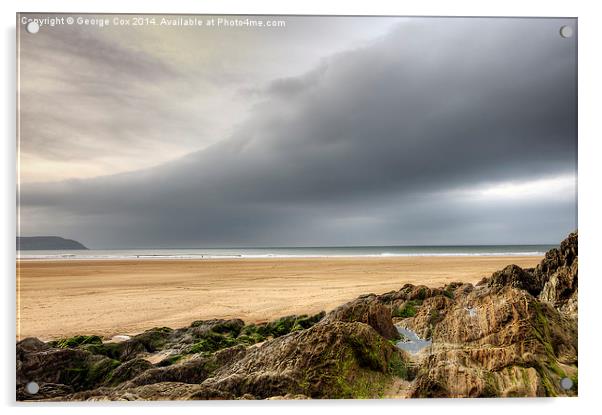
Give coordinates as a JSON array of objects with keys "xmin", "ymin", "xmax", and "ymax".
[{"xmin": 16, "ymin": 245, "xmax": 555, "ymax": 260}]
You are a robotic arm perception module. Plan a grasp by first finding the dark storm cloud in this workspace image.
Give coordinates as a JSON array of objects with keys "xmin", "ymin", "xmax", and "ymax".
[
  {"xmin": 263, "ymin": 64, "xmax": 329, "ymax": 98},
  {"xmin": 19, "ymin": 18, "xmax": 577, "ymax": 247}
]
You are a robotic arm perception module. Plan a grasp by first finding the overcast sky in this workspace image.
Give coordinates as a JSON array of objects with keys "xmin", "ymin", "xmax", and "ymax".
[{"xmin": 18, "ymin": 16, "xmax": 577, "ymax": 248}]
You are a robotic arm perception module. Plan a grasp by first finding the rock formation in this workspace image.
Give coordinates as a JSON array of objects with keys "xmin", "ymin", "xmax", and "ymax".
[
  {"xmin": 16, "ymin": 232, "xmax": 577, "ymax": 400},
  {"xmin": 389, "ymin": 231, "xmax": 578, "ymax": 397},
  {"xmin": 321, "ymin": 294, "xmax": 400, "ymax": 340}
]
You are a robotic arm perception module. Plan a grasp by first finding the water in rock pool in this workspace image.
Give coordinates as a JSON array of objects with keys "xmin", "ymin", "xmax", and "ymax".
[{"xmin": 395, "ymin": 326, "xmax": 432, "ymax": 354}]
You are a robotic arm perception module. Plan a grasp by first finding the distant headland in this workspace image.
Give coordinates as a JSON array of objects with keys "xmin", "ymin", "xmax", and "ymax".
[{"xmin": 17, "ymin": 236, "xmax": 88, "ymax": 250}]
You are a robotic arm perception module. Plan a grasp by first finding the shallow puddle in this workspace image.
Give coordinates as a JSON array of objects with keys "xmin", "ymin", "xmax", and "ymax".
[{"xmin": 395, "ymin": 326, "xmax": 432, "ymax": 354}]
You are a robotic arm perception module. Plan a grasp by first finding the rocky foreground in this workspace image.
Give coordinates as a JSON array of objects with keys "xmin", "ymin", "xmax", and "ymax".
[{"xmin": 17, "ymin": 232, "xmax": 578, "ymax": 400}]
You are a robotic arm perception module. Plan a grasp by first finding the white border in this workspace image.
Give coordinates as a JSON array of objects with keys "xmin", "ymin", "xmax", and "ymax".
[{"xmin": 3, "ymin": 1, "xmax": 601, "ymax": 414}]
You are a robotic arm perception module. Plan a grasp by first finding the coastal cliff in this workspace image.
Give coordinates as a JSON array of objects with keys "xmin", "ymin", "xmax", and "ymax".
[
  {"xmin": 16, "ymin": 232, "xmax": 577, "ymax": 400},
  {"xmin": 17, "ymin": 236, "xmax": 88, "ymax": 250}
]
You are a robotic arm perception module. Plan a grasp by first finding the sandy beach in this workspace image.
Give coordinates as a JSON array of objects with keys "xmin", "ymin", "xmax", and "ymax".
[{"xmin": 16, "ymin": 256, "xmax": 542, "ymax": 340}]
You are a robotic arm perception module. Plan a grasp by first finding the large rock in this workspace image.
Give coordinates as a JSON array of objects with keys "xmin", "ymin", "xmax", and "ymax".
[
  {"xmin": 57, "ymin": 382, "xmax": 233, "ymax": 401},
  {"xmin": 16, "ymin": 382, "xmax": 74, "ymax": 401},
  {"xmin": 53, "ymin": 321, "xmax": 410, "ymax": 401},
  {"xmin": 537, "ymin": 232, "xmax": 578, "ymax": 318},
  {"xmin": 535, "ymin": 231, "xmax": 578, "ymax": 281},
  {"xmin": 475, "ymin": 231, "xmax": 578, "ymax": 318},
  {"xmin": 322, "ymin": 294, "xmax": 399, "ymax": 340},
  {"xmin": 17, "ymin": 311, "xmax": 407, "ymax": 400},
  {"xmin": 407, "ymin": 284, "xmax": 577, "ymax": 397},
  {"xmin": 401, "ymin": 231, "xmax": 579, "ymax": 398},
  {"xmin": 479, "ymin": 264, "xmax": 544, "ymax": 296},
  {"xmin": 17, "ymin": 339, "xmax": 121, "ymax": 395},
  {"xmin": 126, "ymin": 346, "xmax": 246, "ymax": 387},
  {"xmin": 105, "ymin": 358, "xmax": 154, "ymax": 386},
  {"xmin": 200, "ymin": 321, "xmax": 410, "ymax": 399}
]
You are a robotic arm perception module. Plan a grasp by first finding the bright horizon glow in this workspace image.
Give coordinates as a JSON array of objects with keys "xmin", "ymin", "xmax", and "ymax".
[{"xmin": 450, "ymin": 174, "xmax": 576, "ymax": 201}]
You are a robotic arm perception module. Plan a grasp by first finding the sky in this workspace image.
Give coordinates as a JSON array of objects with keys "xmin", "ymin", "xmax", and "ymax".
[{"xmin": 18, "ymin": 15, "xmax": 577, "ymax": 248}]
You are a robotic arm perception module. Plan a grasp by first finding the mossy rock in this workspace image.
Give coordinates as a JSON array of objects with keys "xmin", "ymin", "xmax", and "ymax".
[
  {"xmin": 51, "ymin": 335, "xmax": 103, "ymax": 349},
  {"xmin": 239, "ymin": 323, "xmax": 270, "ymax": 338},
  {"xmin": 347, "ymin": 333, "xmax": 390, "ymax": 372},
  {"xmin": 60, "ymin": 356, "xmax": 120, "ymax": 390},
  {"xmin": 82, "ymin": 340, "xmax": 145, "ymax": 361},
  {"xmin": 187, "ymin": 331, "xmax": 237, "ymax": 354},
  {"xmin": 388, "ymin": 352, "xmax": 410, "ymax": 380},
  {"xmin": 392, "ymin": 301, "xmax": 418, "ymax": 318},
  {"xmin": 182, "ymin": 313, "xmax": 325, "ymax": 356},
  {"xmin": 131, "ymin": 327, "xmax": 173, "ymax": 352},
  {"xmin": 266, "ymin": 316, "xmax": 298, "ymax": 337},
  {"xmin": 190, "ymin": 319, "xmax": 245, "ymax": 337},
  {"xmin": 87, "ymin": 357, "xmax": 121, "ymax": 387},
  {"xmin": 238, "ymin": 311, "xmax": 325, "ymax": 340},
  {"xmin": 443, "ymin": 290, "xmax": 454, "ymax": 299},
  {"xmin": 317, "ymin": 324, "xmax": 409, "ymax": 398},
  {"xmin": 293, "ymin": 312, "xmax": 326, "ymax": 329},
  {"xmin": 200, "ymin": 321, "xmax": 408, "ymax": 399},
  {"xmin": 157, "ymin": 354, "xmax": 184, "ymax": 367},
  {"xmin": 106, "ymin": 358, "xmax": 154, "ymax": 386},
  {"xmin": 235, "ymin": 333, "xmax": 266, "ymax": 346},
  {"xmin": 427, "ymin": 309, "xmax": 442, "ymax": 326},
  {"xmin": 209, "ymin": 319, "xmax": 244, "ymax": 336}
]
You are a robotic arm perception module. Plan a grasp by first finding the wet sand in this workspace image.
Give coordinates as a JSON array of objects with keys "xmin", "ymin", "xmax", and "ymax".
[{"xmin": 16, "ymin": 256, "xmax": 542, "ymax": 340}]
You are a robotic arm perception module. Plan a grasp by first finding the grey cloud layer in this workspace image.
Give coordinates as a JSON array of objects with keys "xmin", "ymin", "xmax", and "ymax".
[
  {"xmin": 19, "ymin": 17, "xmax": 577, "ymax": 247},
  {"xmin": 18, "ymin": 15, "xmax": 397, "ymax": 182}
]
